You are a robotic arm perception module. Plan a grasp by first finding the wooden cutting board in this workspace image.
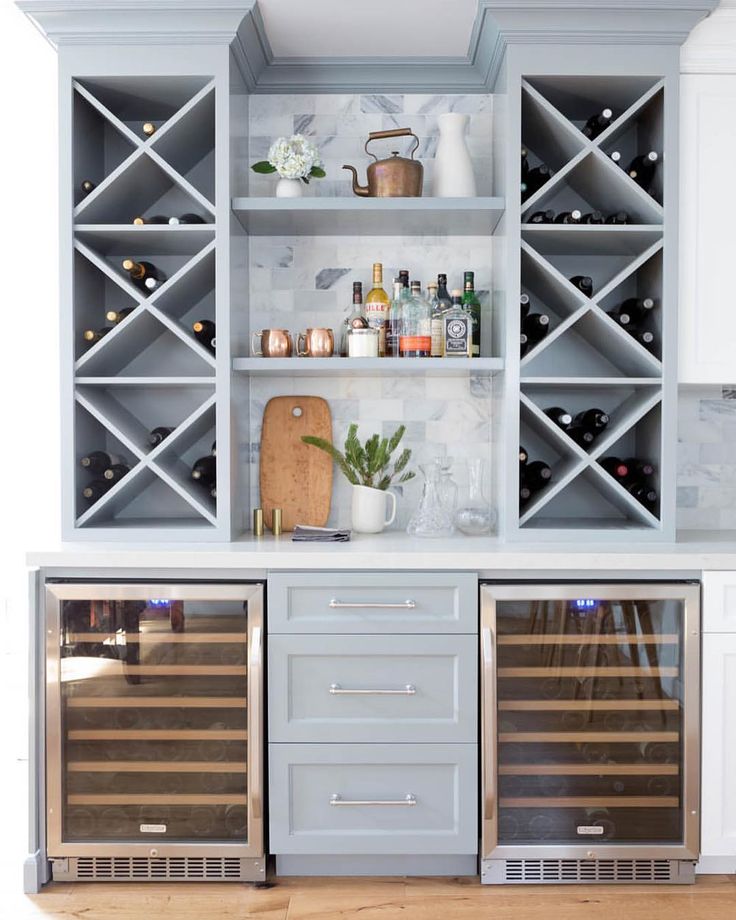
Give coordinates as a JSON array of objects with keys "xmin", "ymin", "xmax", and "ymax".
[{"xmin": 259, "ymin": 396, "xmax": 333, "ymax": 532}]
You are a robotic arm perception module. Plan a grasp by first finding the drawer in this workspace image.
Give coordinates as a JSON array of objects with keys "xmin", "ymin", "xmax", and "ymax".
[
  {"xmin": 268, "ymin": 743, "xmax": 477, "ymax": 855},
  {"xmin": 703, "ymin": 572, "xmax": 736, "ymax": 632},
  {"xmin": 268, "ymin": 634, "xmax": 477, "ymax": 743},
  {"xmin": 267, "ymin": 572, "xmax": 477, "ymax": 634}
]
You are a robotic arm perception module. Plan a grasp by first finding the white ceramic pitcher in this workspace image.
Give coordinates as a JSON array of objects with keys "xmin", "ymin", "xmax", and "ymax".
[{"xmin": 351, "ymin": 485, "xmax": 397, "ymax": 534}]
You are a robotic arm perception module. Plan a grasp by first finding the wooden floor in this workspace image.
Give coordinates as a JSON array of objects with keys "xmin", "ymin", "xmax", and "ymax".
[{"xmin": 9, "ymin": 874, "xmax": 736, "ymax": 920}]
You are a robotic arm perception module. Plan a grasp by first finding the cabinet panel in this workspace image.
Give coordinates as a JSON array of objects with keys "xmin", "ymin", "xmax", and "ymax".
[
  {"xmin": 268, "ymin": 634, "xmax": 477, "ymax": 743},
  {"xmin": 701, "ymin": 634, "xmax": 736, "ymax": 856},
  {"xmin": 679, "ymin": 75, "xmax": 736, "ymax": 383},
  {"xmin": 703, "ymin": 572, "xmax": 736, "ymax": 632}
]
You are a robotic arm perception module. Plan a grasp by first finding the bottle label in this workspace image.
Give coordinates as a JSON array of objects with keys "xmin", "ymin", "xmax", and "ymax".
[
  {"xmin": 399, "ymin": 335, "xmax": 431, "ymax": 354},
  {"xmin": 431, "ymin": 318, "xmax": 444, "ymax": 357},
  {"xmin": 140, "ymin": 824, "xmax": 167, "ymax": 834},
  {"xmin": 576, "ymin": 826, "xmax": 604, "ymax": 836},
  {"xmin": 365, "ymin": 309, "xmax": 387, "ymax": 356},
  {"xmin": 444, "ymin": 315, "xmax": 471, "ymax": 356}
]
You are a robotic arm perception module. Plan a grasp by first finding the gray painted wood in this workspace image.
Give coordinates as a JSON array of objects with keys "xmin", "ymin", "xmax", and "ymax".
[
  {"xmin": 268, "ymin": 634, "xmax": 477, "ymax": 744},
  {"xmin": 268, "ymin": 742, "xmax": 477, "ymax": 855},
  {"xmin": 267, "ymin": 572, "xmax": 478, "ymax": 634},
  {"xmin": 274, "ymin": 854, "xmax": 478, "ymax": 876},
  {"xmin": 233, "ymin": 357, "xmax": 503, "ymax": 377}
]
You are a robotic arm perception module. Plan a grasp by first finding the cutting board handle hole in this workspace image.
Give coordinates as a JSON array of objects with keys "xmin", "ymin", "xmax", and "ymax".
[{"xmin": 292, "ymin": 406, "xmax": 303, "ymax": 417}]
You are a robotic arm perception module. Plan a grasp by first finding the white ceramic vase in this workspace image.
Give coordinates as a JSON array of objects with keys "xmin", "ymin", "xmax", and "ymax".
[
  {"xmin": 275, "ymin": 177, "xmax": 303, "ymax": 198},
  {"xmin": 432, "ymin": 112, "xmax": 477, "ymax": 198},
  {"xmin": 351, "ymin": 484, "xmax": 397, "ymax": 534}
]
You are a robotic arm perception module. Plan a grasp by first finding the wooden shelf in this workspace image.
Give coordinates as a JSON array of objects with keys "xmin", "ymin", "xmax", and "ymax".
[
  {"xmin": 498, "ymin": 666, "xmax": 677, "ymax": 678},
  {"xmin": 68, "ymin": 761, "xmax": 247, "ymax": 773},
  {"xmin": 67, "ymin": 697, "xmax": 247, "ymax": 708},
  {"xmin": 497, "ymin": 633, "xmax": 678, "ymax": 645},
  {"xmin": 68, "ymin": 729, "xmax": 247, "ymax": 741},
  {"xmin": 499, "ymin": 731, "xmax": 678, "ymax": 743},
  {"xmin": 231, "ymin": 196, "xmax": 505, "ymax": 236},
  {"xmin": 67, "ymin": 632, "xmax": 247, "ymax": 643},
  {"xmin": 498, "ymin": 699, "xmax": 679, "ymax": 711},
  {"xmin": 67, "ymin": 794, "xmax": 248, "ymax": 806},
  {"xmin": 61, "ymin": 662, "xmax": 246, "ymax": 677},
  {"xmin": 499, "ymin": 796, "xmax": 679, "ymax": 808},
  {"xmin": 233, "ymin": 357, "xmax": 504, "ymax": 377},
  {"xmin": 499, "ymin": 763, "xmax": 679, "ymax": 776}
]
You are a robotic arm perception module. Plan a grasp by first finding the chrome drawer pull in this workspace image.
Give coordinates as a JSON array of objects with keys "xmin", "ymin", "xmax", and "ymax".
[
  {"xmin": 329, "ymin": 599, "xmax": 416, "ymax": 609},
  {"xmin": 330, "ymin": 794, "xmax": 417, "ymax": 807},
  {"xmin": 329, "ymin": 683, "xmax": 416, "ymax": 695}
]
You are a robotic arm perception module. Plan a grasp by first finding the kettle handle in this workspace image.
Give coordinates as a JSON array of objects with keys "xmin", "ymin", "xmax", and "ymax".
[{"xmin": 365, "ymin": 127, "xmax": 420, "ymax": 160}]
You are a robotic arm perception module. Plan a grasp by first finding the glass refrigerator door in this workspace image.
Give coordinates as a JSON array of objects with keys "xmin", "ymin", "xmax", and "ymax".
[
  {"xmin": 482, "ymin": 584, "xmax": 699, "ymax": 857},
  {"xmin": 45, "ymin": 584, "xmax": 262, "ymax": 857}
]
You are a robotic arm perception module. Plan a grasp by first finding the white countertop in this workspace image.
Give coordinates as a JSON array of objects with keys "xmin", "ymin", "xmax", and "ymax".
[{"xmin": 26, "ymin": 530, "xmax": 736, "ymax": 572}]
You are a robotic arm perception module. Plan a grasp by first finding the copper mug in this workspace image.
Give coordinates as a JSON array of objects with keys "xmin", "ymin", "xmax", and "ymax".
[
  {"xmin": 251, "ymin": 328, "xmax": 293, "ymax": 358},
  {"xmin": 297, "ymin": 327, "xmax": 334, "ymax": 357}
]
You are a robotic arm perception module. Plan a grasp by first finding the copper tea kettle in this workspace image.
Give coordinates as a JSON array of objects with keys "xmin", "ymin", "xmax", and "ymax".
[{"xmin": 343, "ymin": 127, "xmax": 423, "ymax": 197}]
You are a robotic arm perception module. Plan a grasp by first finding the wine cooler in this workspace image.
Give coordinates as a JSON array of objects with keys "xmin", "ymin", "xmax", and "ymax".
[
  {"xmin": 44, "ymin": 582, "xmax": 264, "ymax": 882},
  {"xmin": 480, "ymin": 582, "xmax": 700, "ymax": 884}
]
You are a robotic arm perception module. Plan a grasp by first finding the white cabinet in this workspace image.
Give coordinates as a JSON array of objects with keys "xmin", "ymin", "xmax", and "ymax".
[{"xmin": 679, "ymin": 75, "xmax": 736, "ymax": 384}]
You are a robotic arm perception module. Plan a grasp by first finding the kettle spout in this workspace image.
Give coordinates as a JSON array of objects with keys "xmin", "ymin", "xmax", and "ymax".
[{"xmin": 342, "ymin": 164, "xmax": 370, "ymax": 197}]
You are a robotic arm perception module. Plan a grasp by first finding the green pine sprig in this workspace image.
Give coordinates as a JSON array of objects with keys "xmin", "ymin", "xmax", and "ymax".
[{"xmin": 302, "ymin": 423, "xmax": 415, "ymax": 491}]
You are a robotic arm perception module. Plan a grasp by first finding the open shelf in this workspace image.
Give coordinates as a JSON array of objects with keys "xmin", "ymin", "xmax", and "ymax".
[
  {"xmin": 233, "ymin": 357, "xmax": 504, "ymax": 377},
  {"xmin": 231, "ymin": 197, "xmax": 505, "ymax": 236}
]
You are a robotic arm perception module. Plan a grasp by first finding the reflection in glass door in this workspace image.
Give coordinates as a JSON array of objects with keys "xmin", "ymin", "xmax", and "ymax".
[{"xmin": 481, "ymin": 583, "xmax": 700, "ymax": 863}]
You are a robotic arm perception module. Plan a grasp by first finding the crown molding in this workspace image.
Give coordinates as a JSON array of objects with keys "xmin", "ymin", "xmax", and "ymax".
[{"xmin": 681, "ymin": 6, "xmax": 736, "ymax": 72}]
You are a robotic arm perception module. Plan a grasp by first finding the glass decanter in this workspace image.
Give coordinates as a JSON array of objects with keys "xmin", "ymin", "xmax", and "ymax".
[
  {"xmin": 435, "ymin": 456, "xmax": 458, "ymax": 525},
  {"xmin": 454, "ymin": 457, "xmax": 495, "ymax": 535},
  {"xmin": 407, "ymin": 463, "xmax": 454, "ymax": 538}
]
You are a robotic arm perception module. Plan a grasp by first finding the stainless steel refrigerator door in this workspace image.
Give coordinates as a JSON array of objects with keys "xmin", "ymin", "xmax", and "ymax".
[{"xmin": 481, "ymin": 582, "xmax": 700, "ymax": 861}]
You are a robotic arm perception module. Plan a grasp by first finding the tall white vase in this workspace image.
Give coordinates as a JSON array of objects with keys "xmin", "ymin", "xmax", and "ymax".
[{"xmin": 432, "ymin": 112, "xmax": 477, "ymax": 198}]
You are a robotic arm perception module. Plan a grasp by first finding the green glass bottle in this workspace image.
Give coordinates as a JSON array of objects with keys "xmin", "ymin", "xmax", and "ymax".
[{"xmin": 462, "ymin": 271, "xmax": 481, "ymax": 357}]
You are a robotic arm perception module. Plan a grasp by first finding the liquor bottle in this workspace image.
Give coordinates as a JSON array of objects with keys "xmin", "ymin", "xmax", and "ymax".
[
  {"xmin": 105, "ymin": 307, "xmax": 135, "ymax": 325},
  {"xmin": 132, "ymin": 215, "xmax": 168, "ymax": 225},
  {"xmin": 601, "ymin": 456, "xmax": 630, "ymax": 481},
  {"xmin": 192, "ymin": 319, "xmax": 216, "ymax": 353},
  {"xmin": 365, "ymin": 262, "xmax": 390, "ymax": 356},
  {"xmin": 573, "ymin": 408, "xmax": 609, "ymax": 432},
  {"xmin": 569, "ymin": 274, "xmax": 594, "ymax": 297},
  {"xmin": 607, "ymin": 308, "xmax": 633, "ymax": 328},
  {"xmin": 142, "ymin": 122, "xmax": 156, "ymax": 137},
  {"xmin": 519, "ymin": 445, "xmax": 529, "ymax": 466},
  {"xmin": 527, "ymin": 209, "xmax": 555, "ymax": 224},
  {"xmin": 122, "ymin": 259, "xmax": 165, "ymax": 293},
  {"xmin": 554, "ymin": 209, "xmax": 582, "ymax": 224},
  {"xmin": 628, "ymin": 482, "xmax": 658, "ymax": 507},
  {"xmin": 544, "ymin": 407, "xmax": 573, "ymax": 429},
  {"xmin": 82, "ymin": 327, "xmax": 112, "ymax": 344},
  {"xmin": 567, "ymin": 424, "xmax": 595, "ymax": 448},
  {"xmin": 400, "ymin": 281, "xmax": 432, "ymax": 357},
  {"xmin": 80, "ymin": 179, "xmax": 95, "ymax": 196},
  {"xmin": 462, "ymin": 271, "xmax": 481, "ymax": 357},
  {"xmin": 103, "ymin": 463, "xmax": 130, "ymax": 483},
  {"xmin": 636, "ymin": 329, "xmax": 656, "ymax": 350},
  {"xmin": 605, "ymin": 210, "xmax": 630, "ymax": 225},
  {"xmin": 436, "ymin": 273, "xmax": 452, "ymax": 310},
  {"xmin": 523, "ymin": 460, "xmax": 552, "ymax": 490},
  {"xmin": 169, "ymin": 213, "xmax": 206, "ymax": 225},
  {"xmin": 442, "ymin": 290, "xmax": 472, "ymax": 357},
  {"xmin": 80, "ymin": 450, "xmax": 119, "ymax": 474},
  {"xmin": 520, "ymin": 293, "xmax": 531, "ymax": 319},
  {"xmin": 581, "ymin": 210, "xmax": 605, "ymax": 224},
  {"xmin": 521, "ymin": 312, "xmax": 550, "ymax": 345},
  {"xmin": 386, "ymin": 279, "xmax": 403, "ymax": 358},
  {"xmin": 82, "ymin": 479, "xmax": 111, "ymax": 503},
  {"xmin": 623, "ymin": 458, "xmax": 655, "ymax": 479},
  {"xmin": 191, "ymin": 455, "xmax": 216, "ymax": 487},
  {"xmin": 582, "ymin": 107, "xmax": 614, "ymax": 139},
  {"xmin": 525, "ymin": 164, "xmax": 551, "ymax": 196},
  {"xmin": 428, "ymin": 282, "xmax": 444, "ymax": 357},
  {"xmin": 627, "ymin": 151, "xmax": 659, "ymax": 189},
  {"xmin": 149, "ymin": 426, "xmax": 174, "ymax": 447},
  {"xmin": 341, "ymin": 281, "xmax": 366, "ymax": 356},
  {"xmin": 619, "ymin": 297, "xmax": 655, "ymax": 320}
]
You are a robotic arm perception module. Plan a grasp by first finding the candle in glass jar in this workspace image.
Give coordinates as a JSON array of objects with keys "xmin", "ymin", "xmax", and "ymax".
[{"xmin": 348, "ymin": 327, "xmax": 379, "ymax": 358}]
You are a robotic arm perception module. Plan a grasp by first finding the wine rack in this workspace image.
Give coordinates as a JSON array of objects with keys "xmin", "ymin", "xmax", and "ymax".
[
  {"xmin": 512, "ymin": 72, "xmax": 673, "ymax": 539},
  {"xmin": 45, "ymin": 582, "xmax": 264, "ymax": 879},
  {"xmin": 481, "ymin": 583, "xmax": 699, "ymax": 879},
  {"xmin": 67, "ymin": 74, "xmax": 225, "ymax": 538}
]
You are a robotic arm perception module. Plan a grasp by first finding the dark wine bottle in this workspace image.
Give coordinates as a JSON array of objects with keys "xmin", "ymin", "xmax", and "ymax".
[
  {"xmin": 520, "ymin": 293, "xmax": 531, "ymax": 318},
  {"xmin": 525, "ymin": 164, "xmax": 551, "ymax": 194},
  {"xmin": 544, "ymin": 406, "xmax": 573, "ymax": 429},
  {"xmin": 81, "ymin": 179, "xmax": 95, "ymax": 196},
  {"xmin": 169, "ymin": 213, "xmax": 207, "ymax": 225},
  {"xmin": 80, "ymin": 450, "xmax": 117, "ymax": 474},
  {"xmin": 520, "ymin": 332, "xmax": 529, "ymax": 357},
  {"xmin": 605, "ymin": 210, "xmax": 630, "ymax": 225},
  {"xmin": 82, "ymin": 327, "xmax": 112, "ymax": 344},
  {"xmin": 82, "ymin": 479, "xmax": 111, "ymax": 503},
  {"xmin": 610, "ymin": 150, "xmax": 622, "ymax": 165},
  {"xmin": 527, "ymin": 209, "xmax": 555, "ymax": 224},
  {"xmin": 522, "ymin": 312, "xmax": 550, "ymax": 343},
  {"xmin": 567, "ymin": 424, "xmax": 595, "ymax": 447},
  {"xmin": 209, "ymin": 485, "xmax": 217, "ymax": 499},
  {"xmin": 211, "ymin": 441, "xmax": 216, "ymax": 457},
  {"xmin": 636, "ymin": 329, "xmax": 656, "ymax": 350},
  {"xmin": 581, "ymin": 210, "xmax": 604, "ymax": 224},
  {"xmin": 569, "ymin": 275, "xmax": 594, "ymax": 297},
  {"xmin": 627, "ymin": 151, "xmax": 659, "ymax": 189},
  {"xmin": 601, "ymin": 456, "xmax": 630, "ymax": 481},
  {"xmin": 519, "ymin": 445, "xmax": 529, "ymax": 466},
  {"xmin": 192, "ymin": 319, "xmax": 216, "ymax": 353},
  {"xmin": 607, "ymin": 308, "xmax": 633, "ymax": 328},
  {"xmin": 149, "ymin": 426, "xmax": 174, "ymax": 447},
  {"xmin": 573, "ymin": 408, "xmax": 609, "ymax": 431},
  {"xmin": 122, "ymin": 259, "xmax": 165, "ymax": 293},
  {"xmin": 619, "ymin": 296, "xmax": 655, "ymax": 320},
  {"xmin": 519, "ymin": 485, "xmax": 532, "ymax": 505},
  {"xmin": 582, "ymin": 107, "xmax": 614, "ymax": 139},
  {"xmin": 554, "ymin": 209, "xmax": 582, "ymax": 224},
  {"xmin": 142, "ymin": 122, "xmax": 156, "ymax": 137},
  {"xmin": 103, "ymin": 462, "xmax": 130, "ymax": 483},
  {"xmin": 623, "ymin": 458, "xmax": 655, "ymax": 479},
  {"xmin": 105, "ymin": 307, "xmax": 135, "ymax": 325},
  {"xmin": 523, "ymin": 460, "xmax": 552, "ymax": 490},
  {"xmin": 521, "ymin": 146, "xmax": 529, "ymax": 181},
  {"xmin": 628, "ymin": 482, "xmax": 658, "ymax": 506},
  {"xmin": 132, "ymin": 215, "xmax": 168, "ymax": 225},
  {"xmin": 191, "ymin": 455, "xmax": 216, "ymax": 487}
]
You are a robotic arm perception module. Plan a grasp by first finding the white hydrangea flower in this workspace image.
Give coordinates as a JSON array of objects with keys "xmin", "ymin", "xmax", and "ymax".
[{"xmin": 267, "ymin": 134, "xmax": 323, "ymax": 179}]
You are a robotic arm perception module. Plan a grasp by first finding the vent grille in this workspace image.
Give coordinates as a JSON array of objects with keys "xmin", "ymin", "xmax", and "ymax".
[
  {"xmin": 504, "ymin": 858, "xmax": 675, "ymax": 884},
  {"xmin": 72, "ymin": 856, "xmax": 247, "ymax": 881}
]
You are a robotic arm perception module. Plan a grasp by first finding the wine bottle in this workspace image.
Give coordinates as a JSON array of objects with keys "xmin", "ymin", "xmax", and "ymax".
[
  {"xmin": 582, "ymin": 107, "xmax": 614, "ymax": 139},
  {"xmin": 610, "ymin": 150, "xmax": 623, "ymax": 165},
  {"xmin": 619, "ymin": 296, "xmax": 655, "ymax": 320},
  {"xmin": 103, "ymin": 462, "xmax": 130, "ymax": 483},
  {"xmin": 521, "ymin": 146, "xmax": 529, "ymax": 181},
  {"xmin": 142, "ymin": 122, "xmax": 156, "ymax": 137},
  {"xmin": 607, "ymin": 308, "xmax": 633, "ymax": 328},
  {"xmin": 601, "ymin": 456, "xmax": 630, "ymax": 481},
  {"xmin": 525, "ymin": 164, "xmax": 551, "ymax": 195},
  {"xmin": 80, "ymin": 179, "xmax": 95, "ymax": 196},
  {"xmin": 82, "ymin": 479, "xmax": 111, "ymax": 503},
  {"xmin": 628, "ymin": 482, "xmax": 658, "ymax": 507},
  {"xmin": 191, "ymin": 455, "xmax": 216, "ymax": 487},
  {"xmin": 527, "ymin": 209, "xmax": 555, "ymax": 224},
  {"xmin": 544, "ymin": 406, "xmax": 573, "ymax": 429},
  {"xmin": 567, "ymin": 424, "xmax": 595, "ymax": 447},
  {"xmin": 583, "ymin": 807, "xmax": 615, "ymax": 838},
  {"xmin": 623, "ymin": 458, "xmax": 655, "ymax": 479},
  {"xmin": 522, "ymin": 312, "xmax": 550, "ymax": 344},
  {"xmin": 519, "ymin": 445, "xmax": 529, "ymax": 466},
  {"xmin": 386, "ymin": 280, "xmax": 403, "ymax": 358},
  {"xmin": 520, "ymin": 293, "xmax": 531, "ymax": 318},
  {"xmin": 132, "ymin": 215, "xmax": 168, "ymax": 225},
  {"xmin": 211, "ymin": 441, "xmax": 216, "ymax": 456},
  {"xmin": 192, "ymin": 319, "xmax": 216, "ymax": 353},
  {"xmin": 82, "ymin": 327, "xmax": 112, "ymax": 344},
  {"xmin": 605, "ymin": 210, "xmax": 630, "ymax": 225},
  {"xmin": 169, "ymin": 213, "xmax": 206, "ymax": 225},
  {"xmin": 105, "ymin": 307, "xmax": 135, "ymax": 325},
  {"xmin": 523, "ymin": 460, "xmax": 552, "ymax": 490},
  {"xmin": 569, "ymin": 274, "xmax": 594, "ymax": 297},
  {"xmin": 636, "ymin": 329, "xmax": 656, "ymax": 350},
  {"xmin": 627, "ymin": 151, "xmax": 659, "ymax": 189},
  {"xmin": 581, "ymin": 210, "xmax": 605, "ymax": 224},
  {"xmin": 519, "ymin": 484, "xmax": 532, "ymax": 505},
  {"xmin": 573, "ymin": 408, "xmax": 609, "ymax": 431},
  {"xmin": 365, "ymin": 262, "xmax": 390, "ymax": 356},
  {"xmin": 80, "ymin": 450, "xmax": 119, "ymax": 474},
  {"xmin": 553, "ymin": 209, "xmax": 582, "ymax": 224},
  {"xmin": 122, "ymin": 259, "xmax": 165, "ymax": 293},
  {"xmin": 520, "ymin": 332, "xmax": 529, "ymax": 357},
  {"xmin": 647, "ymin": 776, "xmax": 673, "ymax": 796},
  {"xmin": 528, "ymin": 813, "xmax": 555, "ymax": 840},
  {"xmin": 462, "ymin": 271, "xmax": 481, "ymax": 357},
  {"xmin": 149, "ymin": 426, "xmax": 174, "ymax": 447}
]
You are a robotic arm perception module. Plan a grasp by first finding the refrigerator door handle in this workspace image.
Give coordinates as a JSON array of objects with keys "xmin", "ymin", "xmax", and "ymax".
[{"xmin": 482, "ymin": 624, "xmax": 497, "ymax": 823}]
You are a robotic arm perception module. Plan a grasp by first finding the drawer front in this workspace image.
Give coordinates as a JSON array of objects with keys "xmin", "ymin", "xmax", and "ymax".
[
  {"xmin": 268, "ymin": 572, "xmax": 477, "ymax": 634},
  {"xmin": 268, "ymin": 743, "xmax": 477, "ymax": 855},
  {"xmin": 268, "ymin": 635, "xmax": 477, "ymax": 743},
  {"xmin": 703, "ymin": 572, "xmax": 736, "ymax": 632}
]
